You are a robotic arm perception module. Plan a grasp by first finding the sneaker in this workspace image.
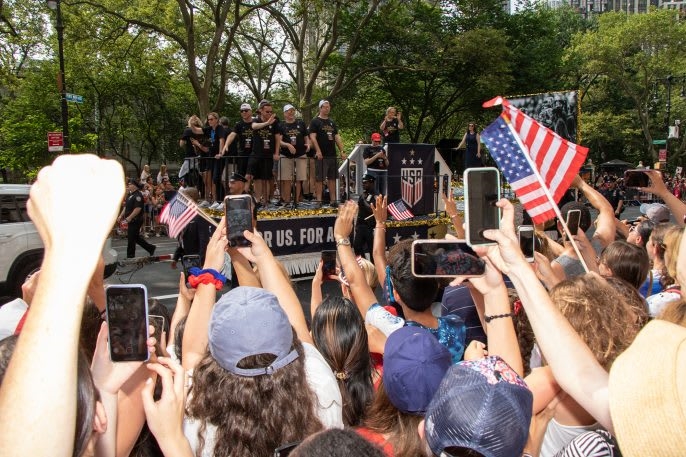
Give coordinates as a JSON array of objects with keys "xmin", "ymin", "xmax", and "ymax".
[
  {"xmin": 155, "ymin": 233, "xmax": 161, "ymax": 237},
  {"xmin": 148, "ymin": 246, "xmax": 157, "ymax": 257},
  {"xmin": 198, "ymin": 200, "xmax": 211, "ymax": 208}
]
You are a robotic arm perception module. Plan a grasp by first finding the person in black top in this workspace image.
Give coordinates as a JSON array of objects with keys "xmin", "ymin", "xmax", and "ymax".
[
  {"xmin": 179, "ymin": 115, "xmax": 207, "ymax": 190},
  {"xmin": 118, "ymin": 179, "xmax": 156, "ymax": 258},
  {"xmin": 380, "ymin": 106, "xmax": 404, "ymax": 144},
  {"xmin": 309, "ymin": 100, "xmax": 346, "ymax": 207},
  {"xmin": 223, "ymin": 104, "xmax": 256, "ymax": 194},
  {"xmin": 278, "ymin": 104, "xmax": 310, "ymax": 206},
  {"xmin": 250, "ymin": 100, "xmax": 282, "ymax": 207},
  {"xmin": 363, "ymin": 132, "xmax": 388, "ymax": 196},
  {"xmin": 457, "ymin": 122, "xmax": 482, "ymax": 169},
  {"xmin": 171, "ymin": 187, "xmax": 213, "ymax": 268},
  {"xmin": 203, "ymin": 112, "xmax": 225, "ymax": 203},
  {"xmin": 353, "ymin": 174, "xmax": 378, "ymax": 261}
]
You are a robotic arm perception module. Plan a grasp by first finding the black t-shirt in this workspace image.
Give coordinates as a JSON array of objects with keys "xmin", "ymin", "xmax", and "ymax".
[
  {"xmin": 252, "ymin": 119, "xmax": 281, "ymax": 159},
  {"xmin": 363, "ymin": 145, "xmax": 387, "ymax": 170},
  {"xmin": 357, "ymin": 192, "xmax": 376, "ymax": 228},
  {"xmin": 180, "ymin": 128, "xmax": 207, "ymax": 158},
  {"xmin": 383, "ymin": 118, "xmax": 400, "ymax": 143},
  {"xmin": 124, "ymin": 190, "xmax": 145, "ymax": 222},
  {"xmin": 233, "ymin": 120, "xmax": 254, "ymax": 157},
  {"xmin": 279, "ymin": 120, "xmax": 308, "ymax": 158},
  {"xmin": 309, "ymin": 116, "xmax": 338, "ymax": 157},
  {"xmin": 203, "ymin": 125, "xmax": 226, "ymax": 156}
]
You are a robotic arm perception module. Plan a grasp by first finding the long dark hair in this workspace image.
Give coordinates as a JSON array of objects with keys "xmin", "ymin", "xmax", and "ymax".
[
  {"xmin": 311, "ymin": 296, "xmax": 373, "ymax": 426},
  {"xmin": 187, "ymin": 328, "xmax": 323, "ymax": 457}
]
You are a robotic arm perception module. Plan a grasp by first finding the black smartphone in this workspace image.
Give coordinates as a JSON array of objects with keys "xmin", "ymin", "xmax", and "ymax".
[
  {"xmin": 464, "ymin": 167, "xmax": 501, "ymax": 246},
  {"xmin": 105, "ymin": 285, "xmax": 149, "ymax": 362},
  {"xmin": 225, "ymin": 195, "xmax": 254, "ymax": 247},
  {"xmin": 518, "ymin": 226, "xmax": 537, "ymax": 263},
  {"xmin": 565, "ymin": 209, "xmax": 581, "ymax": 236},
  {"xmin": 274, "ymin": 441, "xmax": 301, "ymax": 457},
  {"xmin": 321, "ymin": 250, "xmax": 337, "ymax": 279},
  {"xmin": 624, "ymin": 169, "xmax": 650, "ymax": 188},
  {"xmin": 411, "ymin": 240, "xmax": 486, "ymax": 277},
  {"xmin": 442, "ymin": 174, "xmax": 450, "ymax": 197},
  {"xmin": 182, "ymin": 254, "xmax": 202, "ymax": 280}
]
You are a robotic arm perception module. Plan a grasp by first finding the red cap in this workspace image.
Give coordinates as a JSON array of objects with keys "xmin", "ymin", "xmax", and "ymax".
[{"xmin": 371, "ymin": 133, "xmax": 382, "ymax": 141}]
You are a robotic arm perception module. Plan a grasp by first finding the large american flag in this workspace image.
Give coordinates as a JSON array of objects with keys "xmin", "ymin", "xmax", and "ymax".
[
  {"xmin": 388, "ymin": 199, "xmax": 414, "ymax": 221},
  {"xmin": 481, "ymin": 97, "xmax": 588, "ymax": 224},
  {"xmin": 159, "ymin": 193, "xmax": 197, "ymax": 239}
]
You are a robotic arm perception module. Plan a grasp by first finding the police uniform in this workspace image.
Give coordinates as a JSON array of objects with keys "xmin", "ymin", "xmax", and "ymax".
[
  {"xmin": 353, "ymin": 174, "xmax": 378, "ymax": 260},
  {"xmin": 124, "ymin": 186, "xmax": 156, "ymax": 258}
]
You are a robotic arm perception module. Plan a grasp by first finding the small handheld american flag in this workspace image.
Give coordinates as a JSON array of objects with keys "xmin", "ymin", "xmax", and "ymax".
[
  {"xmin": 159, "ymin": 192, "xmax": 199, "ymax": 239},
  {"xmin": 388, "ymin": 199, "xmax": 414, "ymax": 221}
]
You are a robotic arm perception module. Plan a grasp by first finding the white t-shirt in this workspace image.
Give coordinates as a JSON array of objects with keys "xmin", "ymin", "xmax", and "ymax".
[
  {"xmin": 0, "ymin": 298, "xmax": 27, "ymax": 340},
  {"xmin": 540, "ymin": 418, "xmax": 601, "ymax": 457},
  {"xmin": 183, "ymin": 342, "xmax": 343, "ymax": 456}
]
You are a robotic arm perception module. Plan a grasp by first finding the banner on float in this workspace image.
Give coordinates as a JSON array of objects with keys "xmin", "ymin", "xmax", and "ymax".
[
  {"xmin": 387, "ymin": 144, "xmax": 435, "ymax": 216},
  {"xmin": 508, "ymin": 91, "xmax": 579, "ymax": 143}
]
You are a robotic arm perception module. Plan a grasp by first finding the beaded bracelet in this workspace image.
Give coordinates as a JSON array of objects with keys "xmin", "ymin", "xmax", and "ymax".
[{"xmin": 484, "ymin": 312, "xmax": 514, "ymax": 323}]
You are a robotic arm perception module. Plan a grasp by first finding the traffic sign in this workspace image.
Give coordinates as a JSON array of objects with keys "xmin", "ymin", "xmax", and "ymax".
[
  {"xmin": 652, "ymin": 139, "xmax": 667, "ymax": 145},
  {"xmin": 47, "ymin": 132, "xmax": 64, "ymax": 152},
  {"xmin": 65, "ymin": 93, "xmax": 83, "ymax": 103}
]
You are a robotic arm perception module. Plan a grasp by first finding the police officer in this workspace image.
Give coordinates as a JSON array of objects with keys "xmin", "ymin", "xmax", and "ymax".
[
  {"xmin": 353, "ymin": 174, "xmax": 378, "ymax": 261},
  {"xmin": 118, "ymin": 178, "xmax": 156, "ymax": 258}
]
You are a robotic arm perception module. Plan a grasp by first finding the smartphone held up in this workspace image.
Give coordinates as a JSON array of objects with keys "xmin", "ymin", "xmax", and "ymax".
[
  {"xmin": 411, "ymin": 240, "xmax": 486, "ymax": 278},
  {"xmin": 105, "ymin": 284, "xmax": 150, "ymax": 362},
  {"xmin": 464, "ymin": 167, "xmax": 501, "ymax": 247},
  {"xmin": 225, "ymin": 195, "xmax": 254, "ymax": 247}
]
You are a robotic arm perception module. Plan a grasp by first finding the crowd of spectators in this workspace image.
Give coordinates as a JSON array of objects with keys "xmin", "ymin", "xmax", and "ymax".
[{"xmin": 1, "ymin": 154, "xmax": 685, "ymax": 457}]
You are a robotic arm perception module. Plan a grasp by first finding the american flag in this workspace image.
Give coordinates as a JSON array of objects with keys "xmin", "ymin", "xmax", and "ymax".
[
  {"xmin": 481, "ymin": 98, "xmax": 588, "ymax": 224},
  {"xmin": 388, "ymin": 199, "xmax": 414, "ymax": 221},
  {"xmin": 159, "ymin": 193, "xmax": 197, "ymax": 239}
]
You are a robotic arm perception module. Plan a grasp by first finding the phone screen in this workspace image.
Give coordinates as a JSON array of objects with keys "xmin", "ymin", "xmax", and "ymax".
[
  {"xmin": 182, "ymin": 255, "xmax": 202, "ymax": 279},
  {"xmin": 225, "ymin": 195, "xmax": 253, "ymax": 247},
  {"xmin": 105, "ymin": 285, "xmax": 149, "ymax": 362},
  {"xmin": 518, "ymin": 226, "xmax": 536, "ymax": 261},
  {"xmin": 442, "ymin": 174, "xmax": 450, "ymax": 197},
  {"xmin": 464, "ymin": 167, "xmax": 501, "ymax": 246},
  {"xmin": 411, "ymin": 240, "xmax": 486, "ymax": 277},
  {"xmin": 566, "ymin": 209, "xmax": 581, "ymax": 236},
  {"xmin": 624, "ymin": 170, "xmax": 650, "ymax": 188},
  {"xmin": 321, "ymin": 250, "xmax": 337, "ymax": 279}
]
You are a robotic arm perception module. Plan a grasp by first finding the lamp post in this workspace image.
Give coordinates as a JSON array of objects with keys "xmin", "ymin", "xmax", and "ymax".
[
  {"xmin": 652, "ymin": 75, "xmax": 686, "ymax": 165},
  {"xmin": 47, "ymin": 0, "xmax": 69, "ymax": 153}
]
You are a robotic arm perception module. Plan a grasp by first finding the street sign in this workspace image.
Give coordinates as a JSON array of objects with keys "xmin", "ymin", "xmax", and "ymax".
[
  {"xmin": 659, "ymin": 148, "xmax": 667, "ymax": 162},
  {"xmin": 65, "ymin": 93, "xmax": 83, "ymax": 103},
  {"xmin": 652, "ymin": 139, "xmax": 667, "ymax": 145},
  {"xmin": 47, "ymin": 132, "xmax": 64, "ymax": 152}
]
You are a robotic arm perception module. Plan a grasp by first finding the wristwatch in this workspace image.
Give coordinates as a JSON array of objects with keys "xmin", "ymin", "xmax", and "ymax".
[{"xmin": 336, "ymin": 238, "xmax": 351, "ymax": 247}]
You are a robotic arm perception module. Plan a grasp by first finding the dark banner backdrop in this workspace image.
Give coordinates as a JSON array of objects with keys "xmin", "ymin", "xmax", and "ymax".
[
  {"xmin": 386, "ymin": 143, "xmax": 435, "ymax": 216},
  {"xmin": 508, "ymin": 91, "xmax": 579, "ymax": 143}
]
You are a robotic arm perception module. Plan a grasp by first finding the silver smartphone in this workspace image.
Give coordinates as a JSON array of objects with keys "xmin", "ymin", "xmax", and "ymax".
[
  {"xmin": 518, "ymin": 225, "xmax": 537, "ymax": 263},
  {"xmin": 464, "ymin": 167, "xmax": 501, "ymax": 247}
]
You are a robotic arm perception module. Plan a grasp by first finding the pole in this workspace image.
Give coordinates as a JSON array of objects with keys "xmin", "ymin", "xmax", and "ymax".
[{"xmin": 55, "ymin": 0, "xmax": 70, "ymax": 153}]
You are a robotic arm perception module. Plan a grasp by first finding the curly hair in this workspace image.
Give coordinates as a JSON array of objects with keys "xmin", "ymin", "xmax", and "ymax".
[
  {"xmin": 362, "ymin": 382, "xmax": 429, "ymax": 457},
  {"xmin": 388, "ymin": 240, "xmax": 438, "ymax": 312},
  {"xmin": 187, "ymin": 329, "xmax": 323, "ymax": 457},
  {"xmin": 604, "ymin": 277, "xmax": 650, "ymax": 330},
  {"xmin": 509, "ymin": 289, "xmax": 535, "ymax": 376},
  {"xmin": 311, "ymin": 296, "xmax": 373, "ymax": 426},
  {"xmin": 549, "ymin": 274, "xmax": 640, "ymax": 370}
]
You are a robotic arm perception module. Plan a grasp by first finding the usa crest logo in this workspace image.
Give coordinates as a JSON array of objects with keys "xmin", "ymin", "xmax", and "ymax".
[{"xmin": 401, "ymin": 168, "xmax": 422, "ymax": 207}]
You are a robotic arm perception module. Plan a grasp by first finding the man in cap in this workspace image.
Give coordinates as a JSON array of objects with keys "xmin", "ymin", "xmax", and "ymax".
[
  {"xmin": 118, "ymin": 178, "xmax": 156, "ymax": 258},
  {"xmin": 363, "ymin": 133, "xmax": 388, "ymax": 196},
  {"xmin": 309, "ymin": 100, "xmax": 346, "ymax": 207},
  {"xmin": 223, "ymin": 103, "xmax": 256, "ymax": 192},
  {"xmin": 278, "ymin": 104, "xmax": 310, "ymax": 207},
  {"xmin": 639, "ymin": 202, "xmax": 671, "ymax": 223},
  {"xmin": 353, "ymin": 174, "xmax": 378, "ymax": 260}
]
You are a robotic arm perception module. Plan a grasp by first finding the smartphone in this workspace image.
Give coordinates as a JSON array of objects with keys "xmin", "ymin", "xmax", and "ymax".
[
  {"xmin": 321, "ymin": 250, "xmax": 337, "ymax": 279},
  {"xmin": 566, "ymin": 209, "xmax": 581, "ymax": 236},
  {"xmin": 411, "ymin": 240, "xmax": 486, "ymax": 277},
  {"xmin": 464, "ymin": 167, "xmax": 501, "ymax": 247},
  {"xmin": 182, "ymin": 254, "xmax": 202, "ymax": 279},
  {"xmin": 518, "ymin": 226, "xmax": 537, "ymax": 263},
  {"xmin": 225, "ymin": 195, "xmax": 254, "ymax": 247},
  {"xmin": 105, "ymin": 285, "xmax": 149, "ymax": 362},
  {"xmin": 624, "ymin": 169, "xmax": 650, "ymax": 188},
  {"xmin": 442, "ymin": 174, "xmax": 450, "ymax": 197},
  {"xmin": 149, "ymin": 314, "xmax": 165, "ymax": 335}
]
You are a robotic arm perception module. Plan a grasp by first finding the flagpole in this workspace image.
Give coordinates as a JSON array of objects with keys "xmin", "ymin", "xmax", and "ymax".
[
  {"xmin": 176, "ymin": 191, "xmax": 219, "ymax": 228},
  {"xmin": 500, "ymin": 114, "xmax": 589, "ymax": 273}
]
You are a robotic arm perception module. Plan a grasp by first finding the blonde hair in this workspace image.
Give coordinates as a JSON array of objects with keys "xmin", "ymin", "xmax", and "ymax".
[
  {"xmin": 357, "ymin": 257, "xmax": 379, "ymax": 289},
  {"xmin": 663, "ymin": 226, "xmax": 684, "ymax": 280},
  {"xmin": 658, "ymin": 299, "xmax": 686, "ymax": 327},
  {"xmin": 188, "ymin": 115, "xmax": 203, "ymax": 128},
  {"xmin": 550, "ymin": 274, "xmax": 639, "ymax": 369}
]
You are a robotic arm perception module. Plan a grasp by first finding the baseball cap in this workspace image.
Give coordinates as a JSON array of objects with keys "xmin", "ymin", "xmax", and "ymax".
[
  {"xmin": 424, "ymin": 356, "xmax": 533, "ymax": 457},
  {"xmin": 319, "ymin": 99, "xmax": 330, "ymax": 109},
  {"xmin": 239, "ymin": 103, "xmax": 252, "ymax": 111},
  {"xmin": 382, "ymin": 326, "xmax": 451, "ymax": 415},
  {"xmin": 609, "ymin": 320, "xmax": 686, "ymax": 456},
  {"xmin": 283, "ymin": 104, "xmax": 295, "ymax": 112},
  {"xmin": 371, "ymin": 133, "xmax": 382, "ymax": 142},
  {"xmin": 362, "ymin": 173, "xmax": 376, "ymax": 183},
  {"xmin": 229, "ymin": 173, "xmax": 247, "ymax": 183},
  {"xmin": 639, "ymin": 203, "xmax": 670, "ymax": 223},
  {"xmin": 258, "ymin": 99, "xmax": 271, "ymax": 108},
  {"xmin": 208, "ymin": 286, "xmax": 299, "ymax": 377}
]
